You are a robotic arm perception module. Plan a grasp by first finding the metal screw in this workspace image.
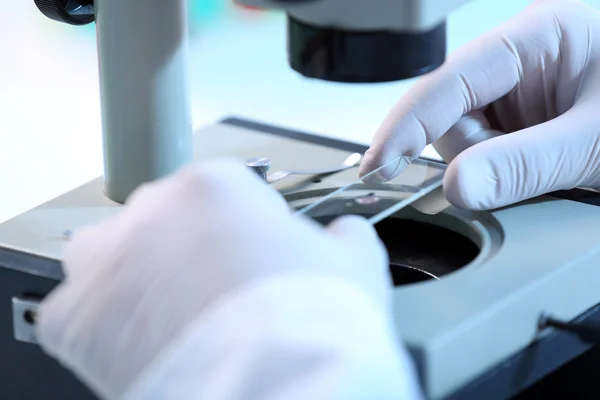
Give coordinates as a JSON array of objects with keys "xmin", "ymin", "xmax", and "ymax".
[
  {"xmin": 246, "ymin": 157, "xmax": 271, "ymax": 182},
  {"xmin": 24, "ymin": 310, "xmax": 37, "ymax": 325}
]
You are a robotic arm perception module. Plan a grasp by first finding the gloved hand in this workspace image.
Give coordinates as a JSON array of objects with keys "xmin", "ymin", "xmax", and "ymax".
[
  {"xmin": 37, "ymin": 158, "xmax": 422, "ymax": 400},
  {"xmin": 360, "ymin": 0, "xmax": 600, "ymax": 210}
]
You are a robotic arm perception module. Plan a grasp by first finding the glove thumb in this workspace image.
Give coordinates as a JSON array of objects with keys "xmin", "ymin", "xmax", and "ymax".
[
  {"xmin": 326, "ymin": 215, "xmax": 392, "ymax": 305},
  {"xmin": 433, "ymin": 110, "xmax": 503, "ymax": 163},
  {"xmin": 326, "ymin": 215, "xmax": 383, "ymax": 251},
  {"xmin": 444, "ymin": 111, "xmax": 599, "ymax": 210}
]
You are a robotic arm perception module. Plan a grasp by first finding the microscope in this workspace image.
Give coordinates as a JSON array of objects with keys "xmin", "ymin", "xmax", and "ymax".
[
  {"xmin": 32, "ymin": 0, "xmax": 462, "ymax": 204},
  {"xmin": 2, "ymin": 0, "xmax": 600, "ymax": 399}
]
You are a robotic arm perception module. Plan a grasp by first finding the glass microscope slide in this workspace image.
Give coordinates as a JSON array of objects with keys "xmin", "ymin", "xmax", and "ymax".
[{"xmin": 295, "ymin": 155, "xmax": 447, "ymax": 225}]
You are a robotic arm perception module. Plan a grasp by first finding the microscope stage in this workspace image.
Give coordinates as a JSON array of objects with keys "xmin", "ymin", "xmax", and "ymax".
[{"xmin": 2, "ymin": 118, "xmax": 600, "ymax": 400}]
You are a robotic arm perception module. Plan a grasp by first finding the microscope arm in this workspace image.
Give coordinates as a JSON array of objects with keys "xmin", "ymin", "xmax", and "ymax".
[{"xmin": 33, "ymin": 0, "xmax": 193, "ymax": 204}]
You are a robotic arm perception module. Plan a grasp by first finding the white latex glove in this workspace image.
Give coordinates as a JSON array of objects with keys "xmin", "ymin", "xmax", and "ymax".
[
  {"xmin": 36, "ymin": 158, "xmax": 422, "ymax": 400},
  {"xmin": 360, "ymin": 0, "xmax": 600, "ymax": 210}
]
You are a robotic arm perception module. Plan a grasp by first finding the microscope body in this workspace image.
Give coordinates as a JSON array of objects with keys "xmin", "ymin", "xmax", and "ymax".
[
  {"xmin": 238, "ymin": 0, "xmax": 472, "ymax": 82},
  {"xmin": 239, "ymin": 0, "xmax": 470, "ymax": 30},
  {"xmin": 34, "ymin": 0, "xmax": 473, "ymax": 203}
]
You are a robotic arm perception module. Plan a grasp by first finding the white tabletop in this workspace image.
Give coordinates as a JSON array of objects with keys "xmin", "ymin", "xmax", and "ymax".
[{"xmin": 1, "ymin": 0, "xmax": 594, "ymax": 223}]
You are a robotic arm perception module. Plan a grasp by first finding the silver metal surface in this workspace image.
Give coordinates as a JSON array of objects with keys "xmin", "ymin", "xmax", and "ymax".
[
  {"xmin": 97, "ymin": 0, "xmax": 193, "ymax": 203},
  {"xmin": 246, "ymin": 157, "xmax": 272, "ymax": 181},
  {"xmin": 12, "ymin": 297, "xmax": 41, "ymax": 345},
  {"xmin": 267, "ymin": 152, "xmax": 362, "ymax": 184}
]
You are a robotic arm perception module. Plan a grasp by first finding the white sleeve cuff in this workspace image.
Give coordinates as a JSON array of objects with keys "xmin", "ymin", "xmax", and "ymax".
[{"xmin": 123, "ymin": 273, "xmax": 423, "ymax": 400}]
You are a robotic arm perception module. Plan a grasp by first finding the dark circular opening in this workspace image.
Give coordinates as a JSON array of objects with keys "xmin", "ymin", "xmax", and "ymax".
[
  {"xmin": 377, "ymin": 218, "xmax": 479, "ymax": 286},
  {"xmin": 311, "ymin": 178, "xmax": 322, "ymax": 183},
  {"xmin": 23, "ymin": 310, "xmax": 37, "ymax": 325},
  {"xmin": 313, "ymin": 216, "xmax": 479, "ymax": 287}
]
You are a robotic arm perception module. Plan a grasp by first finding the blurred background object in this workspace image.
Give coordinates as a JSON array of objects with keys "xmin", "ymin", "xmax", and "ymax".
[{"xmin": 1, "ymin": 0, "xmax": 598, "ymax": 222}]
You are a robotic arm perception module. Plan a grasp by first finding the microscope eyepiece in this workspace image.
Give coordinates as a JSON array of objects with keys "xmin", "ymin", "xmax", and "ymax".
[
  {"xmin": 287, "ymin": 16, "xmax": 447, "ymax": 83},
  {"xmin": 34, "ymin": 0, "xmax": 95, "ymax": 26}
]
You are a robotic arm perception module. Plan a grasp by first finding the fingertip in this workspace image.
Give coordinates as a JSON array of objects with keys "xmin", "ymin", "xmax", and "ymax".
[
  {"xmin": 359, "ymin": 148, "xmax": 387, "ymax": 182},
  {"xmin": 327, "ymin": 214, "xmax": 375, "ymax": 237},
  {"xmin": 191, "ymin": 157, "xmax": 291, "ymax": 214},
  {"xmin": 327, "ymin": 215, "xmax": 387, "ymax": 257},
  {"xmin": 177, "ymin": 157, "xmax": 274, "ymax": 200},
  {"xmin": 362, "ymin": 103, "xmax": 428, "ymax": 181},
  {"xmin": 61, "ymin": 222, "xmax": 114, "ymax": 278},
  {"xmin": 182, "ymin": 157, "xmax": 250, "ymax": 186},
  {"xmin": 127, "ymin": 158, "xmax": 251, "ymax": 206},
  {"xmin": 443, "ymin": 149, "xmax": 500, "ymax": 210},
  {"xmin": 359, "ymin": 148, "xmax": 413, "ymax": 183},
  {"xmin": 327, "ymin": 215, "xmax": 380, "ymax": 248},
  {"xmin": 36, "ymin": 282, "xmax": 74, "ymax": 356}
]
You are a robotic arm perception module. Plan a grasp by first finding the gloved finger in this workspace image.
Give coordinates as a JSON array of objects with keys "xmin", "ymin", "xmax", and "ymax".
[
  {"xmin": 59, "ymin": 218, "xmax": 120, "ymax": 279},
  {"xmin": 326, "ymin": 216, "xmax": 392, "ymax": 303},
  {"xmin": 36, "ymin": 281, "xmax": 79, "ymax": 359},
  {"xmin": 173, "ymin": 158, "xmax": 291, "ymax": 215},
  {"xmin": 432, "ymin": 110, "xmax": 504, "ymax": 163},
  {"xmin": 359, "ymin": 7, "xmax": 533, "ymax": 181},
  {"xmin": 326, "ymin": 215, "xmax": 387, "ymax": 260},
  {"xmin": 443, "ymin": 109, "xmax": 599, "ymax": 210},
  {"xmin": 39, "ymin": 217, "xmax": 122, "ymax": 350}
]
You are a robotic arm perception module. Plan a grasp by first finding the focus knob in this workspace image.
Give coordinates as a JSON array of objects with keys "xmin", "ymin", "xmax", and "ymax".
[
  {"xmin": 246, "ymin": 157, "xmax": 271, "ymax": 182},
  {"xmin": 34, "ymin": 0, "xmax": 95, "ymax": 26}
]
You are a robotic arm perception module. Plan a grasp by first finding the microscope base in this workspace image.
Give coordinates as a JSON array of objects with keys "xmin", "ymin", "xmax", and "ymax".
[{"xmin": 1, "ymin": 118, "xmax": 600, "ymax": 400}]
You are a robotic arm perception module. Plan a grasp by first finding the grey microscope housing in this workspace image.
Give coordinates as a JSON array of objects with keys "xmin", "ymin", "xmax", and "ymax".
[{"xmin": 237, "ymin": 0, "xmax": 472, "ymax": 82}]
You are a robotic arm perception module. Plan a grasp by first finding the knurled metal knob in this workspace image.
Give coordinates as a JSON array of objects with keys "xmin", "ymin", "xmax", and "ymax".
[
  {"xmin": 246, "ymin": 157, "xmax": 271, "ymax": 182},
  {"xmin": 33, "ymin": 0, "xmax": 95, "ymax": 26}
]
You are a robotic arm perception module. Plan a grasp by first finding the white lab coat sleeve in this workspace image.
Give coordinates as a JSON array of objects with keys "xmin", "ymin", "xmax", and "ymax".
[{"xmin": 122, "ymin": 273, "xmax": 424, "ymax": 400}]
